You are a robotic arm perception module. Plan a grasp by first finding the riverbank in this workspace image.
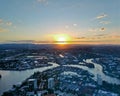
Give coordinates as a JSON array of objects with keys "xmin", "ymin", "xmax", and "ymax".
[
  {"xmin": 86, "ymin": 59, "xmax": 120, "ymax": 84},
  {"xmin": 0, "ymin": 64, "xmax": 52, "ymax": 71},
  {"xmin": 93, "ymin": 58, "xmax": 120, "ymax": 80},
  {"xmin": 1, "ymin": 59, "xmax": 120, "ymax": 95},
  {"xmin": 2, "ymin": 65, "xmax": 120, "ymax": 96},
  {"xmin": 0, "ymin": 62, "xmax": 59, "ymax": 95}
]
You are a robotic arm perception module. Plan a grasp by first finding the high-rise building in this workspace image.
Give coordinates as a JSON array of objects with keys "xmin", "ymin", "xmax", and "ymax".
[
  {"xmin": 48, "ymin": 78, "xmax": 54, "ymax": 89},
  {"xmin": 97, "ymin": 74, "xmax": 102, "ymax": 85},
  {"xmin": 28, "ymin": 79, "xmax": 37, "ymax": 90}
]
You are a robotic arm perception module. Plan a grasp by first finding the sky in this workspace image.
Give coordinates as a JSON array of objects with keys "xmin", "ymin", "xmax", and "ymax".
[{"xmin": 0, "ymin": 0, "xmax": 120, "ymax": 44}]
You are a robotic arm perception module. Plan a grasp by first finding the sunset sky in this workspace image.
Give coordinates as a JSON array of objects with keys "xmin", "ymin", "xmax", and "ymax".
[{"xmin": 0, "ymin": 0, "xmax": 120, "ymax": 44}]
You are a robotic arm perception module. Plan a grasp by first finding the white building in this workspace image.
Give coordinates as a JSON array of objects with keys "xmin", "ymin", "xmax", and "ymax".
[{"xmin": 48, "ymin": 78, "xmax": 54, "ymax": 89}]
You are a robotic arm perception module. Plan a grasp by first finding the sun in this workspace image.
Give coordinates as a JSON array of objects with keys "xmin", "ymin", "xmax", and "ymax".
[
  {"xmin": 57, "ymin": 37, "xmax": 66, "ymax": 42},
  {"xmin": 57, "ymin": 36, "xmax": 66, "ymax": 44},
  {"xmin": 54, "ymin": 34, "xmax": 70, "ymax": 44}
]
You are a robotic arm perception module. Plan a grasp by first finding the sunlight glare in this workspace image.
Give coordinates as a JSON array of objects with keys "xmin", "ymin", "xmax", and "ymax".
[{"xmin": 54, "ymin": 34, "xmax": 71, "ymax": 44}]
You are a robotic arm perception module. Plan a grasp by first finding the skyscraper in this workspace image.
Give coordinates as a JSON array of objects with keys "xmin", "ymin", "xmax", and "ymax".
[
  {"xmin": 28, "ymin": 79, "xmax": 37, "ymax": 90},
  {"xmin": 97, "ymin": 74, "xmax": 102, "ymax": 85},
  {"xmin": 48, "ymin": 78, "xmax": 54, "ymax": 89}
]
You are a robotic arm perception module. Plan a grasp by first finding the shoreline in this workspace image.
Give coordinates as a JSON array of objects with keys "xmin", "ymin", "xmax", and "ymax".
[
  {"xmin": 92, "ymin": 59, "xmax": 120, "ymax": 80},
  {"xmin": 0, "ymin": 64, "xmax": 52, "ymax": 71}
]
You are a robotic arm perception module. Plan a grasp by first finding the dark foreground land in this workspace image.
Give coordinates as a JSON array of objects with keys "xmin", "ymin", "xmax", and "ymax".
[{"xmin": 0, "ymin": 44, "xmax": 120, "ymax": 96}]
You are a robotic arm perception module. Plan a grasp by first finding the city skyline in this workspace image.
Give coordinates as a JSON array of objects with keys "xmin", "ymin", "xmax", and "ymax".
[{"xmin": 0, "ymin": 0, "xmax": 120, "ymax": 44}]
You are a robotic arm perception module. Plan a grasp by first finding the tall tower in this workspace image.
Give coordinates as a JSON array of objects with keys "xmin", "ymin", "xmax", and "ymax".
[
  {"xmin": 28, "ymin": 79, "xmax": 37, "ymax": 90},
  {"xmin": 97, "ymin": 74, "xmax": 102, "ymax": 85},
  {"xmin": 48, "ymin": 78, "xmax": 54, "ymax": 89}
]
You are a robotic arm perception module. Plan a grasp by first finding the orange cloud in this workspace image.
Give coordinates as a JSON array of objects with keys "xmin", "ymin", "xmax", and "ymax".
[{"xmin": 0, "ymin": 28, "xmax": 9, "ymax": 32}]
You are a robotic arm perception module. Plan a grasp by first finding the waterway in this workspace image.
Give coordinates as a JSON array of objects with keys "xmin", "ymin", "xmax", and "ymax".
[
  {"xmin": 0, "ymin": 62, "xmax": 59, "ymax": 95},
  {"xmin": 64, "ymin": 59, "xmax": 120, "ymax": 84},
  {"xmin": 0, "ymin": 59, "xmax": 120, "ymax": 95}
]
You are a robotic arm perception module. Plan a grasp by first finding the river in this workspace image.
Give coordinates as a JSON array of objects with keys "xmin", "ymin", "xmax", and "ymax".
[
  {"xmin": 64, "ymin": 59, "xmax": 120, "ymax": 84},
  {"xmin": 0, "ymin": 59, "xmax": 120, "ymax": 95},
  {"xmin": 0, "ymin": 62, "xmax": 59, "ymax": 95}
]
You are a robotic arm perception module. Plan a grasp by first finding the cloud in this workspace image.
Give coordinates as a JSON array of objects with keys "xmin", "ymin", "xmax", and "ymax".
[
  {"xmin": 65, "ymin": 25, "xmax": 69, "ymax": 29},
  {"xmin": 65, "ymin": 23, "xmax": 77, "ymax": 29},
  {"xmin": 96, "ymin": 13, "xmax": 107, "ymax": 19},
  {"xmin": 0, "ymin": 19, "xmax": 13, "ymax": 27},
  {"xmin": 6, "ymin": 22, "xmax": 12, "ymax": 26},
  {"xmin": 74, "ymin": 33, "xmax": 120, "ymax": 42},
  {"xmin": 88, "ymin": 28, "xmax": 98, "ymax": 32},
  {"xmin": 13, "ymin": 26, "xmax": 17, "ymax": 29},
  {"xmin": 89, "ymin": 27, "xmax": 105, "ymax": 32},
  {"xmin": 93, "ymin": 34, "xmax": 120, "ymax": 40},
  {"xmin": 100, "ymin": 27, "xmax": 105, "ymax": 31},
  {"xmin": 94, "ymin": 34, "xmax": 107, "ymax": 37},
  {"xmin": 36, "ymin": 0, "xmax": 48, "ymax": 5},
  {"xmin": 7, "ymin": 40, "xmax": 55, "ymax": 44},
  {"xmin": 8, "ymin": 40, "xmax": 35, "ymax": 43},
  {"xmin": 0, "ymin": 28, "xmax": 9, "ymax": 32},
  {"xmin": 100, "ymin": 21, "xmax": 111, "ymax": 24},
  {"xmin": 75, "ymin": 37, "xmax": 86, "ymax": 39},
  {"xmin": 108, "ymin": 35, "xmax": 120, "ymax": 39},
  {"xmin": 73, "ymin": 23, "xmax": 77, "ymax": 27},
  {"xmin": 0, "ymin": 19, "xmax": 13, "ymax": 32},
  {"xmin": 37, "ymin": 0, "xmax": 45, "ymax": 2}
]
